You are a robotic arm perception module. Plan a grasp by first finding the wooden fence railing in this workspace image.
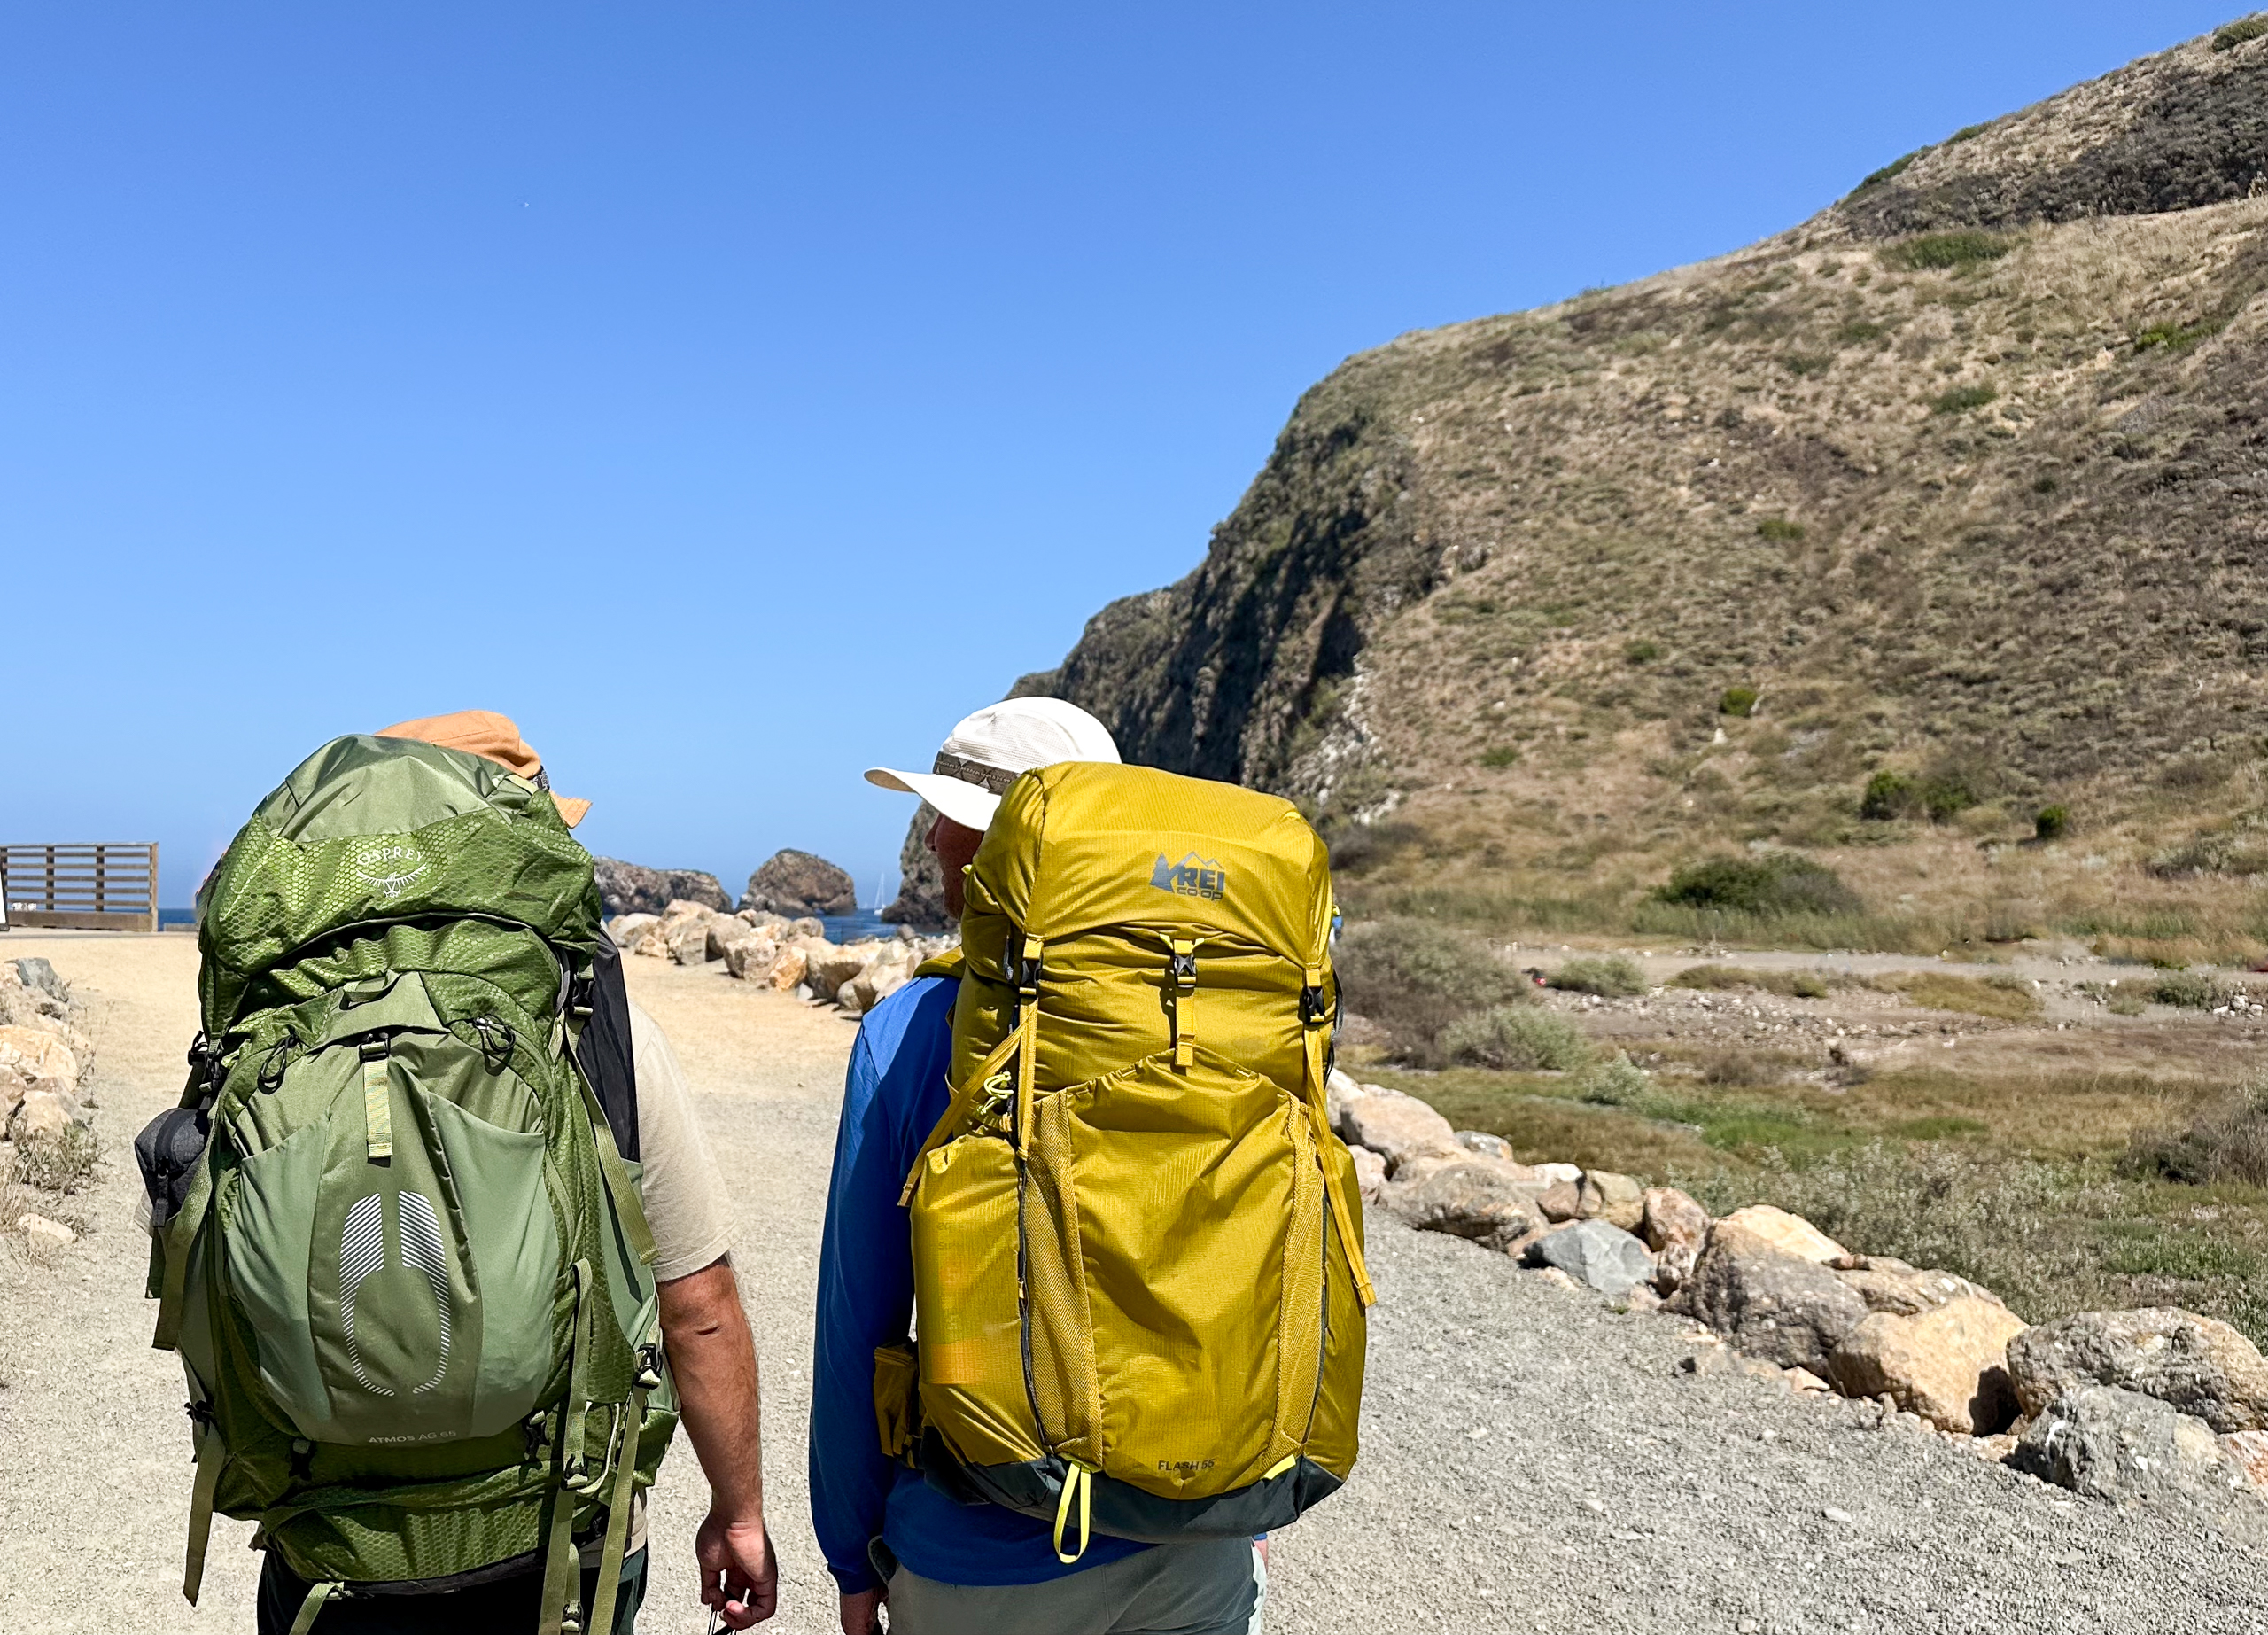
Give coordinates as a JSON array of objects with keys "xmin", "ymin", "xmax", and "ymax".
[{"xmin": 1, "ymin": 844, "xmax": 161, "ymax": 932}]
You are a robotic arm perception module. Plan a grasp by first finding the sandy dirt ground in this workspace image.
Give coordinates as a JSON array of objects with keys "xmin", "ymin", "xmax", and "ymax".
[{"xmin": 4, "ymin": 934, "xmax": 2267, "ymax": 1634}]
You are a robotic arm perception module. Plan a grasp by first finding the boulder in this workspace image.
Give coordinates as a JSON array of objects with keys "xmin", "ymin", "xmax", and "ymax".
[
  {"xmin": 0, "ymin": 1063, "xmax": 29, "ymax": 1115},
  {"xmin": 1641, "ymin": 1187, "xmax": 1709, "ymax": 1292},
  {"xmin": 1674, "ymin": 1221, "xmax": 1869, "ymax": 1372},
  {"xmin": 1714, "ymin": 1204, "xmax": 1846, "ymax": 1265},
  {"xmin": 2010, "ymin": 1386, "xmax": 2245, "ymax": 1506},
  {"xmin": 724, "ymin": 938, "xmax": 781, "ymax": 983},
  {"xmin": 787, "ymin": 916, "xmax": 826, "ymax": 940},
  {"xmin": 661, "ymin": 898, "xmax": 716, "ymax": 926},
  {"xmin": 1830, "ymin": 1256, "xmax": 2000, "ymax": 1317},
  {"xmin": 1456, "ymin": 1131, "xmax": 1513, "ymax": 1162},
  {"xmin": 1383, "ymin": 1160, "xmax": 1542, "ymax": 1252},
  {"xmin": 1531, "ymin": 1162, "xmax": 1584, "ymax": 1186},
  {"xmin": 852, "ymin": 953, "xmax": 916, "ymax": 1012},
  {"xmin": 1530, "ymin": 1218, "xmax": 1656, "ymax": 1296},
  {"xmin": 737, "ymin": 909, "xmax": 795, "ymax": 938},
  {"xmin": 592, "ymin": 858, "xmax": 731, "ymax": 917},
  {"xmin": 19, "ymin": 1212, "xmax": 75, "ymax": 1249},
  {"xmin": 2006, "ymin": 1308, "xmax": 2268, "ymax": 1435},
  {"xmin": 1536, "ymin": 1180, "xmax": 1582, "ymax": 1222},
  {"xmin": 0, "ymin": 1026, "xmax": 78, "ymax": 1087},
  {"xmin": 8, "ymin": 1090, "xmax": 81, "ymax": 1143},
  {"xmin": 1826, "ymin": 1296, "xmax": 2029, "ymax": 1434},
  {"xmin": 768, "ymin": 946, "xmax": 810, "ymax": 993},
  {"xmin": 1324, "ymin": 1068, "xmax": 1367, "ymax": 1131},
  {"xmin": 2223, "ymin": 1430, "xmax": 2268, "ymax": 1490},
  {"xmin": 1576, "ymin": 1170, "xmax": 1645, "ymax": 1231},
  {"xmin": 1340, "ymin": 1090, "xmax": 1461, "ymax": 1172},
  {"xmin": 707, "ymin": 918, "xmax": 764, "ymax": 961},
  {"xmin": 666, "ymin": 917, "xmax": 716, "ymax": 966},
  {"xmin": 1348, "ymin": 1146, "xmax": 1389, "ymax": 1204},
  {"xmin": 606, "ymin": 913, "xmax": 660, "ymax": 950},
  {"xmin": 741, "ymin": 849, "xmax": 858, "ymax": 917},
  {"xmin": 802, "ymin": 944, "xmax": 870, "ymax": 1002},
  {"xmin": 11, "ymin": 957, "xmax": 67, "ymax": 1003}
]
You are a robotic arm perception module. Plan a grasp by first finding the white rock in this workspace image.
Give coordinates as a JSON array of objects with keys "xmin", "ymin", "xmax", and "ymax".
[{"xmin": 19, "ymin": 1212, "xmax": 75, "ymax": 1249}]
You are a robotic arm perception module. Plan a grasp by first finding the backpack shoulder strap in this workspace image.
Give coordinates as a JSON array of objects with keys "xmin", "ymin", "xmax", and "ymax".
[{"xmin": 577, "ymin": 938, "xmax": 641, "ymax": 1162}]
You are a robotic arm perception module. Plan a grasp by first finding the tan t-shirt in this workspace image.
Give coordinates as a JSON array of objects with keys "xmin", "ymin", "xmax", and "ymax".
[
  {"xmin": 591, "ymin": 1003, "xmax": 733, "ymax": 1562},
  {"xmin": 625, "ymin": 1000, "xmax": 734, "ymax": 1281}
]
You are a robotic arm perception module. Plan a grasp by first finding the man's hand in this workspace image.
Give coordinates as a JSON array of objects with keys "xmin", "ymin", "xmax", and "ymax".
[
  {"xmin": 840, "ymin": 1587, "xmax": 886, "ymax": 1635},
  {"xmin": 696, "ymin": 1512, "xmax": 778, "ymax": 1629}
]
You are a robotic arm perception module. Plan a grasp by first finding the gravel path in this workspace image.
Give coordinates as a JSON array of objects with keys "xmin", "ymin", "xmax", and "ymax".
[{"xmin": 4, "ymin": 935, "xmax": 2265, "ymax": 1633}]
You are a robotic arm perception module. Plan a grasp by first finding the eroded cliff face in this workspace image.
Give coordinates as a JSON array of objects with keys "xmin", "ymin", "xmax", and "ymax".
[{"xmin": 1006, "ymin": 24, "xmax": 2268, "ymax": 855}]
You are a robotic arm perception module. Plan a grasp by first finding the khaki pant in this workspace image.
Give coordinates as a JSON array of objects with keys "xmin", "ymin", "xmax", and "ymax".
[{"xmin": 886, "ymin": 1538, "xmax": 1265, "ymax": 1635}]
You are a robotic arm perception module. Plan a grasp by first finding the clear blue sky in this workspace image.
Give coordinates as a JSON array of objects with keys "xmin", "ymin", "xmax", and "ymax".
[{"xmin": 1, "ymin": 3, "xmax": 2233, "ymax": 907}]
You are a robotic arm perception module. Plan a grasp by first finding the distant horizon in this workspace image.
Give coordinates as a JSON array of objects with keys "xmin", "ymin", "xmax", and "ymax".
[{"xmin": 3, "ymin": 3, "xmax": 2238, "ymax": 901}]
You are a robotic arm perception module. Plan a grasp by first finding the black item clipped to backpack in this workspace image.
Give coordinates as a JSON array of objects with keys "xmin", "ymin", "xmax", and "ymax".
[{"xmin": 135, "ymin": 1106, "xmax": 210, "ymax": 1230}]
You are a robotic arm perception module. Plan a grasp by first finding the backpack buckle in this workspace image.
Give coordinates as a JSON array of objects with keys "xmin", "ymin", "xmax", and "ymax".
[
  {"xmin": 1014, "ymin": 935, "xmax": 1044, "ymax": 997},
  {"xmin": 1300, "ymin": 985, "xmax": 1332, "ymax": 1024}
]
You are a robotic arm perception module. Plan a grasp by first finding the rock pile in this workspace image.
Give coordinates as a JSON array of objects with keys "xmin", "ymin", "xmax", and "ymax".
[
  {"xmin": 1328, "ymin": 1071, "xmax": 2268, "ymax": 1522},
  {"xmin": 0, "ymin": 957, "xmax": 97, "ymax": 1145},
  {"xmin": 606, "ymin": 899, "xmax": 954, "ymax": 1016}
]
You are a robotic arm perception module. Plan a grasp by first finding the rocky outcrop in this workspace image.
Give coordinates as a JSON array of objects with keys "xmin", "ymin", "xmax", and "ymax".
[
  {"xmin": 2007, "ymin": 1308, "xmax": 2268, "ymax": 1436},
  {"xmin": 593, "ymin": 857, "xmax": 730, "ymax": 918},
  {"xmin": 742, "ymin": 850, "xmax": 857, "ymax": 918},
  {"xmin": 881, "ymin": 803, "xmax": 951, "ymax": 930},
  {"xmin": 1673, "ymin": 1221, "xmax": 1869, "ymax": 1373}
]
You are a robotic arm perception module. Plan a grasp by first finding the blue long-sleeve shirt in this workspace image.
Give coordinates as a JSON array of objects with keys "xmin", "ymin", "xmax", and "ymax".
[{"xmin": 807, "ymin": 974, "xmax": 1154, "ymax": 1593}]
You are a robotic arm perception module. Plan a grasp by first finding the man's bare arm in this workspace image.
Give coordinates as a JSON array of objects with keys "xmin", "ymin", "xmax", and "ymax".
[{"xmin": 660, "ymin": 1256, "xmax": 778, "ymax": 1628}]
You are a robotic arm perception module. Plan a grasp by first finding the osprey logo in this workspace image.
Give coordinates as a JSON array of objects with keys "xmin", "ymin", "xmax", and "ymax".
[
  {"xmin": 339, "ymin": 1191, "xmax": 453, "ymax": 1398},
  {"xmin": 353, "ymin": 841, "xmax": 430, "ymax": 900},
  {"xmin": 1150, "ymin": 853, "xmax": 1226, "ymax": 901}
]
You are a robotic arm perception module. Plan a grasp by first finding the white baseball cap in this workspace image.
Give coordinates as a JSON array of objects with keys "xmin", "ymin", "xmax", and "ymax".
[{"xmin": 865, "ymin": 697, "xmax": 1121, "ymax": 832}]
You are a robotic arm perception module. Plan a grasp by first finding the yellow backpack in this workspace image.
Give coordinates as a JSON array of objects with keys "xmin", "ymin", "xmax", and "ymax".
[{"xmin": 884, "ymin": 761, "xmax": 1372, "ymax": 1561}]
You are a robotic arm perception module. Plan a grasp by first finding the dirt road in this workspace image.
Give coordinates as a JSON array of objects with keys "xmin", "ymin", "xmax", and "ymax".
[{"xmin": 4, "ymin": 934, "xmax": 2265, "ymax": 1633}]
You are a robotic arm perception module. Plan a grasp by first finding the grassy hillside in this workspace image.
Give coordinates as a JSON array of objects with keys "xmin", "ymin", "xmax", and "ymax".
[{"xmin": 1009, "ymin": 19, "xmax": 2268, "ymax": 960}]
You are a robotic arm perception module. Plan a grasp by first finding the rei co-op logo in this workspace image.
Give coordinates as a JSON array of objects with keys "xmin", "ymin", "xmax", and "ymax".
[
  {"xmin": 1149, "ymin": 852, "xmax": 1226, "ymax": 901},
  {"xmin": 353, "ymin": 841, "xmax": 430, "ymax": 900}
]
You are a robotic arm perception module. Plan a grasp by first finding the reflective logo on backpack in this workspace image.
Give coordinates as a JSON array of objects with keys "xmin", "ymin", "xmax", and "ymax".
[
  {"xmin": 339, "ymin": 1191, "xmax": 453, "ymax": 1398},
  {"xmin": 352, "ymin": 840, "xmax": 431, "ymax": 900},
  {"xmin": 1149, "ymin": 853, "xmax": 1226, "ymax": 901}
]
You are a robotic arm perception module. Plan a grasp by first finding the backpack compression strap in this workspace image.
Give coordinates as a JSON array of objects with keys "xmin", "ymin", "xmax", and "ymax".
[{"xmin": 1301, "ymin": 964, "xmax": 1376, "ymax": 1309}]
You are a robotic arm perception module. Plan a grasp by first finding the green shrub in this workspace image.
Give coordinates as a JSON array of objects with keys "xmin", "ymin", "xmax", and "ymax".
[
  {"xmin": 1852, "ymin": 152, "xmax": 1921, "ymax": 193},
  {"xmin": 1837, "ymin": 319, "xmax": 1888, "ymax": 345},
  {"xmin": 1442, "ymin": 1005, "xmax": 1592, "ymax": 1071},
  {"xmin": 1547, "ymin": 954, "xmax": 1647, "ymax": 998},
  {"xmin": 1861, "ymin": 767, "xmax": 1977, "ymax": 821},
  {"xmin": 1889, "ymin": 231, "xmax": 2011, "ymax": 271},
  {"xmin": 2125, "ymin": 1080, "xmax": 2268, "ymax": 1185},
  {"xmin": 2148, "ymin": 970, "xmax": 2229, "ymax": 1009},
  {"xmin": 1574, "ymin": 1053, "xmax": 1653, "ymax": 1107},
  {"xmin": 2034, "ymin": 805, "xmax": 2069, "ymax": 842},
  {"xmin": 1623, "ymin": 639, "xmax": 1660, "ymax": 664},
  {"xmin": 1718, "ymin": 685, "xmax": 1759, "ymax": 717},
  {"xmin": 1754, "ymin": 518, "xmax": 1806, "ymax": 542},
  {"xmin": 1651, "ymin": 853, "xmax": 1864, "ymax": 918},
  {"xmin": 2213, "ymin": 15, "xmax": 2268, "ymax": 51},
  {"xmin": 1860, "ymin": 770, "xmax": 1915, "ymax": 820},
  {"xmin": 1479, "ymin": 745, "xmax": 1519, "ymax": 768},
  {"xmin": 1671, "ymin": 964, "xmax": 1850, "ymax": 999},
  {"xmin": 1930, "ymin": 383, "xmax": 1998, "ymax": 415},
  {"xmin": 2031, "ymin": 474, "xmax": 2059, "ymax": 494},
  {"xmin": 2133, "ymin": 316, "xmax": 2225, "ymax": 352},
  {"xmin": 1782, "ymin": 354, "xmax": 1832, "ymax": 379},
  {"xmin": 1336, "ymin": 917, "xmax": 1526, "ymax": 1065},
  {"xmin": 1946, "ymin": 122, "xmax": 1991, "ymax": 144}
]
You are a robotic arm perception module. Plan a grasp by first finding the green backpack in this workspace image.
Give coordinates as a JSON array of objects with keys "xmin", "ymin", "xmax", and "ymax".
[{"xmin": 141, "ymin": 735, "xmax": 674, "ymax": 1635}]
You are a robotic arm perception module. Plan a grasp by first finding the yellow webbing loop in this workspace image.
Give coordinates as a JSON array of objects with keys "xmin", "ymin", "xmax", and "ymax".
[
  {"xmin": 181, "ymin": 1417, "xmax": 225, "ymax": 1604},
  {"xmin": 1051, "ymin": 1463, "xmax": 1094, "ymax": 1564},
  {"xmin": 1302, "ymin": 1000, "xmax": 1376, "ymax": 1309},
  {"xmin": 1262, "ymin": 1452, "xmax": 1300, "ymax": 1481},
  {"xmin": 1169, "ymin": 938, "xmax": 1197, "ymax": 1071},
  {"xmin": 586, "ymin": 1384, "xmax": 646, "ymax": 1635},
  {"xmin": 361, "ymin": 1046, "xmax": 392, "ymax": 1163},
  {"xmin": 285, "ymin": 1580, "xmax": 342, "ymax": 1635}
]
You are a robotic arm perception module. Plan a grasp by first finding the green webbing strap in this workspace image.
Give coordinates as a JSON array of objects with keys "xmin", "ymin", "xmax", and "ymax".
[
  {"xmin": 361, "ymin": 1043, "xmax": 392, "ymax": 1162},
  {"xmin": 536, "ymin": 1415, "xmax": 582, "ymax": 1635},
  {"xmin": 286, "ymin": 1580, "xmax": 341, "ymax": 1635},
  {"xmin": 152, "ymin": 1156, "xmax": 214, "ymax": 1352},
  {"xmin": 563, "ymin": 1259, "xmax": 595, "ymax": 1490},
  {"xmin": 576, "ymin": 1078, "xmax": 656, "ymax": 1268},
  {"xmin": 181, "ymin": 1419, "xmax": 225, "ymax": 1604},
  {"xmin": 585, "ymin": 1385, "xmax": 646, "ymax": 1635}
]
